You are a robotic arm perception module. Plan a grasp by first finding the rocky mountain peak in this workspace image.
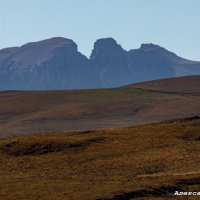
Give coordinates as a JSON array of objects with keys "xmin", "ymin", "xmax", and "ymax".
[
  {"xmin": 140, "ymin": 43, "xmax": 164, "ymax": 51},
  {"xmin": 90, "ymin": 38, "xmax": 125, "ymax": 59},
  {"xmin": 21, "ymin": 37, "xmax": 77, "ymax": 48},
  {"xmin": 3, "ymin": 37, "xmax": 79, "ymax": 69}
]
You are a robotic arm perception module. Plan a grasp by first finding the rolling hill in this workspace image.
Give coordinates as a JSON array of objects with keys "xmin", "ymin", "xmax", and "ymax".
[
  {"xmin": 0, "ymin": 37, "xmax": 200, "ymax": 90},
  {"xmin": 0, "ymin": 117, "xmax": 200, "ymax": 200},
  {"xmin": 0, "ymin": 75, "xmax": 199, "ymax": 137},
  {"xmin": 126, "ymin": 75, "xmax": 200, "ymax": 94}
]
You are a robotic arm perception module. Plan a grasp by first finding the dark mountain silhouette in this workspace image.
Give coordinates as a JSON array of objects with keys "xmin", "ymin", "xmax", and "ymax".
[
  {"xmin": 0, "ymin": 38, "xmax": 94, "ymax": 90},
  {"xmin": 127, "ymin": 43, "xmax": 200, "ymax": 82},
  {"xmin": 0, "ymin": 37, "xmax": 199, "ymax": 90},
  {"xmin": 90, "ymin": 38, "xmax": 131, "ymax": 87}
]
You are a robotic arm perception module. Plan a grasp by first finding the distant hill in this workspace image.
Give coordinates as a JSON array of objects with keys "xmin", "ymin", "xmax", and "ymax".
[
  {"xmin": 0, "ymin": 37, "xmax": 200, "ymax": 90},
  {"xmin": 0, "ymin": 75, "xmax": 199, "ymax": 137},
  {"xmin": 125, "ymin": 75, "xmax": 200, "ymax": 94}
]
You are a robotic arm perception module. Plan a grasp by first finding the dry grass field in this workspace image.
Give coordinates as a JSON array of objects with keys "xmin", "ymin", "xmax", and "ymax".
[
  {"xmin": 127, "ymin": 75, "xmax": 200, "ymax": 94},
  {"xmin": 0, "ymin": 76, "xmax": 200, "ymax": 137},
  {"xmin": 0, "ymin": 75, "xmax": 199, "ymax": 199},
  {"xmin": 0, "ymin": 117, "xmax": 200, "ymax": 200}
]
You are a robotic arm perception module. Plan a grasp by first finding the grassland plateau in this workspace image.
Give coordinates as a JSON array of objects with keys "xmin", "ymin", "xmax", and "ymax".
[{"xmin": 0, "ymin": 75, "xmax": 200, "ymax": 199}]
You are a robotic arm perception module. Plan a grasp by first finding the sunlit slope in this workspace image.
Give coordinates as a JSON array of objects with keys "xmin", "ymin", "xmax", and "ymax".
[
  {"xmin": 0, "ymin": 117, "xmax": 200, "ymax": 199},
  {"xmin": 125, "ymin": 75, "xmax": 200, "ymax": 94}
]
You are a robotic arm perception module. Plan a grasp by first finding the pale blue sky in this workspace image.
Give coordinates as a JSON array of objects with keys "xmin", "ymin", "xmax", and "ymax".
[{"xmin": 0, "ymin": 0, "xmax": 199, "ymax": 60}]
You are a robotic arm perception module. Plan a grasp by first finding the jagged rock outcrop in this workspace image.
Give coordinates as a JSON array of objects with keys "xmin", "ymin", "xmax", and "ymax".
[
  {"xmin": 0, "ymin": 37, "xmax": 200, "ymax": 90},
  {"xmin": 0, "ymin": 37, "xmax": 92, "ymax": 90},
  {"xmin": 126, "ymin": 44, "xmax": 177, "ymax": 82},
  {"xmin": 90, "ymin": 38, "xmax": 132, "ymax": 87}
]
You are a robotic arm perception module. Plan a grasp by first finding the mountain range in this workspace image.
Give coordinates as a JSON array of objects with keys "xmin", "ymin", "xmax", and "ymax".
[{"xmin": 0, "ymin": 37, "xmax": 200, "ymax": 90}]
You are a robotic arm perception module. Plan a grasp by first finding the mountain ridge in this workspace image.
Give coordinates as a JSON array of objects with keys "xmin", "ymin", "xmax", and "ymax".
[{"xmin": 0, "ymin": 37, "xmax": 200, "ymax": 90}]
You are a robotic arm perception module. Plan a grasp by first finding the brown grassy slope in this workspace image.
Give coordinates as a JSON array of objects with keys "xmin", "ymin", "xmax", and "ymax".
[
  {"xmin": 125, "ymin": 75, "xmax": 200, "ymax": 94},
  {"xmin": 0, "ymin": 76, "xmax": 200, "ymax": 137},
  {"xmin": 0, "ymin": 117, "xmax": 200, "ymax": 200}
]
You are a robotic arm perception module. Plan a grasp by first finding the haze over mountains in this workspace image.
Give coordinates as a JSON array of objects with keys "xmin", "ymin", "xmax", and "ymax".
[{"xmin": 0, "ymin": 37, "xmax": 200, "ymax": 90}]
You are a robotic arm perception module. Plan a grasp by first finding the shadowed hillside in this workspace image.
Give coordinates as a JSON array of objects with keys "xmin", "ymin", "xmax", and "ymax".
[
  {"xmin": 0, "ymin": 117, "xmax": 200, "ymax": 199},
  {"xmin": 0, "ymin": 76, "xmax": 199, "ymax": 137}
]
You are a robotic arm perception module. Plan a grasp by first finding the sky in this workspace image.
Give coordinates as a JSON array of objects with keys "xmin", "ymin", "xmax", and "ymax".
[{"xmin": 0, "ymin": 0, "xmax": 200, "ymax": 60}]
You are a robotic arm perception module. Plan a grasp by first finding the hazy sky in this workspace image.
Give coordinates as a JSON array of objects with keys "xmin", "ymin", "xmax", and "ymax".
[{"xmin": 0, "ymin": 0, "xmax": 199, "ymax": 60}]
